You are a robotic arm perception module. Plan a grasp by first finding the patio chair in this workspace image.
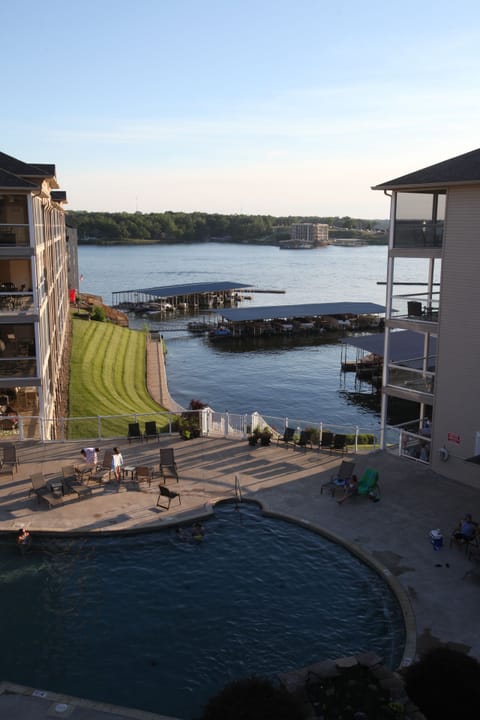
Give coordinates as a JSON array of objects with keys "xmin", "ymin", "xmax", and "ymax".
[
  {"xmin": 321, "ymin": 460, "xmax": 356, "ymax": 496},
  {"xmin": 1, "ymin": 443, "xmax": 18, "ymax": 472},
  {"xmin": 127, "ymin": 422, "xmax": 143, "ymax": 444},
  {"xmin": 62, "ymin": 466, "xmax": 92, "ymax": 498},
  {"xmin": 276, "ymin": 427, "xmax": 295, "ymax": 448},
  {"xmin": 134, "ymin": 466, "xmax": 154, "ymax": 488},
  {"xmin": 449, "ymin": 516, "xmax": 479, "ymax": 555},
  {"xmin": 320, "ymin": 431, "xmax": 334, "ymax": 454},
  {"xmin": 294, "ymin": 429, "xmax": 314, "ymax": 451},
  {"xmin": 159, "ymin": 448, "xmax": 179, "ymax": 483},
  {"xmin": 156, "ymin": 484, "xmax": 181, "ymax": 510},
  {"xmin": 29, "ymin": 472, "xmax": 63, "ymax": 509},
  {"xmin": 89, "ymin": 451, "xmax": 113, "ymax": 483},
  {"xmin": 332, "ymin": 433, "xmax": 347, "ymax": 455},
  {"xmin": 144, "ymin": 421, "xmax": 159, "ymax": 442},
  {"xmin": 357, "ymin": 468, "xmax": 380, "ymax": 501}
]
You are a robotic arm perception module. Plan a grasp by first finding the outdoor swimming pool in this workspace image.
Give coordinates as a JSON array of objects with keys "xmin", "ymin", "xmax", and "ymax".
[{"xmin": 0, "ymin": 503, "xmax": 405, "ymax": 719}]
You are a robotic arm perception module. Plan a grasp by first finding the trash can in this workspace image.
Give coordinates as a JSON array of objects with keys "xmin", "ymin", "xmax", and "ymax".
[{"xmin": 429, "ymin": 529, "xmax": 443, "ymax": 550}]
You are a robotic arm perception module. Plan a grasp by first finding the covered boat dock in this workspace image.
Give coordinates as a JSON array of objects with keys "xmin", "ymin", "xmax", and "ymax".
[
  {"xmin": 210, "ymin": 301, "xmax": 386, "ymax": 338},
  {"xmin": 112, "ymin": 281, "xmax": 255, "ymax": 314}
]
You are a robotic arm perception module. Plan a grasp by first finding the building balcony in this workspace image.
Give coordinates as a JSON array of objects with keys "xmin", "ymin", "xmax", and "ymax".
[
  {"xmin": 389, "ymin": 294, "xmax": 439, "ymax": 328},
  {"xmin": 0, "ymin": 224, "xmax": 30, "ymax": 247},
  {"xmin": 0, "ymin": 291, "xmax": 34, "ymax": 316},
  {"xmin": 386, "ymin": 362, "xmax": 434, "ymax": 402},
  {"xmin": 0, "ymin": 357, "xmax": 37, "ymax": 381}
]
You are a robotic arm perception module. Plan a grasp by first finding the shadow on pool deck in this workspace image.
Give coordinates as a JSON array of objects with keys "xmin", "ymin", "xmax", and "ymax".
[{"xmin": 1, "ymin": 436, "xmax": 480, "ymax": 669}]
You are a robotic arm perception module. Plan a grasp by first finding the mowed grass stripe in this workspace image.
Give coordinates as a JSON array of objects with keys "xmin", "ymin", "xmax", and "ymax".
[{"xmin": 69, "ymin": 318, "xmax": 165, "ymax": 419}]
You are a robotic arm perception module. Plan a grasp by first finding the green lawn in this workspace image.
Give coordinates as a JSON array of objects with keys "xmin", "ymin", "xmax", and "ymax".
[{"xmin": 68, "ymin": 318, "xmax": 171, "ymax": 439}]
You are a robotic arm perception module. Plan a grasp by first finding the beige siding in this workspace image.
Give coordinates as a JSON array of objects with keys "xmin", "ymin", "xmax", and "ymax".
[{"xmin": 432, "ymin": 186, "xmax": 480, "ymax": 481}]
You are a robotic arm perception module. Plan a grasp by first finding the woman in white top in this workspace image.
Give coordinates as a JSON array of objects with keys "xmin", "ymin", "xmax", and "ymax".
[{"xmin": 112, "ymin": 447, "xmax": 123, "ymax": 481}]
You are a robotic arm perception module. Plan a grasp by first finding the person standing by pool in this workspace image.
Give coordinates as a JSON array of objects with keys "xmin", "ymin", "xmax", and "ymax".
[{"xmin": 112, "ymin": 447, "xmax": 123, "ymax": 482}]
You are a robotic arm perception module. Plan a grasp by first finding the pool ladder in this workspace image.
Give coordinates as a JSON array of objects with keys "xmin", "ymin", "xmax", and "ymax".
[{"xmin": 234, "ymin": 475, "xmax": 242, "ymax": 503}]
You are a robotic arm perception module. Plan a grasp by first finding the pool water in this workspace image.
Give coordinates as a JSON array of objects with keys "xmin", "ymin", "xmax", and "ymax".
[{"xmin": 0, "ymin": 504, "xmax": 405, "ymax": 719}]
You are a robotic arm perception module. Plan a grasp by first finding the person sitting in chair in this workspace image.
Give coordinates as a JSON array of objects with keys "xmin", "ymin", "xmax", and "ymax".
[
  {"xmin": 453, "ymin": 514, "xmax": 477, "ymax": 543},
  {"xmin": 337, "ymin": 475, "xmax": 358, "ymax": 504}
]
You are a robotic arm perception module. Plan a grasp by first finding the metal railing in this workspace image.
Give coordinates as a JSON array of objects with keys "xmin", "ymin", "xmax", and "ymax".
[{"xmin": 0, "ymin": 407, "xmax": 380, "ymax": 447}]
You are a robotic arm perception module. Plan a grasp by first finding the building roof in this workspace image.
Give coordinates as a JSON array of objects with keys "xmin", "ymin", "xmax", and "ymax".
[
  {"xmin": 216, "ymin": 302, "xmax": 385, "ymax": 322},
  {"xmin": 341, "ymin": 330, "xmax": 436, "ymax": 367},
  {"xmin": 113, "ymin": 281, "xmax": 253, "ymax": 298},
  {"xmin": 0, "ymin": 168, "xmax": 39, "ymax": 190},
  {"xmin": 372, "ymin": 147, "xmax": 480, "ymax": 191},
  {"xmin": 0, "ymin": 152, "xmax": 59, "ymax": 190}
]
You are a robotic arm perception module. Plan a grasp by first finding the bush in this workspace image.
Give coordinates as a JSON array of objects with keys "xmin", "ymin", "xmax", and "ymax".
[
  {"xmin": 198, "ymin": 675, "xmax": 307, "ymax": 720},
  {"xmin": 91, "ymin": 305, "xmax": 106, "ymax": 322},
  {"xmin": 179, "ymin": 399, "xmax": 207, "ymax": 440}
]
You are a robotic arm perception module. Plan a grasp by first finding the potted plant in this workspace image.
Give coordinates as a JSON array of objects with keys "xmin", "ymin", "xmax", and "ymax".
[
  {"xmin": 247, "ymin": 427, "xmax": 262, "ymax": 446},
  {"xmin": 260, "ymin": 427, "xmax": 273, "ymax": 446}
]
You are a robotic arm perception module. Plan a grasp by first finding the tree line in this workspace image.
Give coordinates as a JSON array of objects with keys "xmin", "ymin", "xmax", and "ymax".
[{"xmin": 67, "ymin": 210, "xmax": 387, "ymax": 245}]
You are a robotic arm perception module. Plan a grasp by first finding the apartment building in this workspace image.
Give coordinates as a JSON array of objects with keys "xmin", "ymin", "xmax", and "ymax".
[
  {"xmin": 290, "ymin": 223, "xmax": 329, "ymax": 246},
  {"xmin": 0, "ymin": 151, "xmax": 70, "ymax": 440},
  {"xmin": 373, "ymin": 147, "xmax": 480, "ymax": 485}
]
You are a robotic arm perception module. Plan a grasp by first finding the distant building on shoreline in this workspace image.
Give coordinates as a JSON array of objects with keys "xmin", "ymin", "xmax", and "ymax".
[{"xmin": 288, "ymin": 222, "xmax": 329, "ymax": 248}]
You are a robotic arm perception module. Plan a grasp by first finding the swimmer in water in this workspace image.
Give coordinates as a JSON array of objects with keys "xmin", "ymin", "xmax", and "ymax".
[
  {"xmin": 17, "ymin": 528, "xmax": 31, "ymax": 545},
  {"xmin": 191, "ymin": 522, "xmax": 205, "ymax": 541}
]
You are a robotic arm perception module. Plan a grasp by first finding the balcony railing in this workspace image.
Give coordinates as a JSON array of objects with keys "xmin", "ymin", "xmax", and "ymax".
[
  {"xmin": 0, "ymin": 224, "xmax": 30, "ymax": 247},
  {"xmin": 387, "ymin": 362, "xmax": 434, "ymax": 395},
  {"xmin": 0, "ymin": 357, "xmax": 37, "ymax": 378},
  {"xmin": 0, "ymin": 292, "xmax": 34, "ymax": 314},
  {"xmin": 390, "ymin": 295, "xmax": 439, "ymax": 322},
  {"xmin": 393, "ymin": 220, "xmax": 443, "ymax": 248}
]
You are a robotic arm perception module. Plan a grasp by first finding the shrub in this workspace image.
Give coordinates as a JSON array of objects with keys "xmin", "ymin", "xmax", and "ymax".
[
  {"xmin": 91, "ymin": 305, "xmax": 106, "ymax": 322},
  {"xmin": 179, "ymin": 399, "xmax": 207, "ymax": 440},
  {"xmin": 198, "ymin": 675, "xmax": 307, "ymax": 720}
]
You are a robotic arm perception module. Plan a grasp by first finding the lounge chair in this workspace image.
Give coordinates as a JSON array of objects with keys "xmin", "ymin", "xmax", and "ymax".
[
  {"xmin": 29, "ymin": 472, "xmax": 63, "ymax": 509},
  {"xmin": 337, "ymin": 467, "xmax": 380, "ymax": 505},
  {"xmin": 156, "ymin": 484, "xmax": 181, "ymax": 510},
  {"xmin": 321, "ymin": 460, "xmax": 356, "ymax": 496},
  {"xmin": 320, "ymin": 431, "xmax": 334, "ymax": 454},
  {"xmin": 127, "ymin": 422, "xmax": 143, "ymax": 443},
  {"xmin": 62, "ymin": 466, "xmax": 92, "ymax": 499},
  {"xmin": 1, "ymin": 443, "xmax": 18, "ymax": 472},
  {"xmin": 332, "ymin": 433, "xmax": 347, "ymax": 455},
  {"xmin": 357, "ymin": 468, "xmax": 380, "ymax": 500},
  {"xmin": 144, "ymin": 421, "xmax": 159, "ymax": 442},
  {"xmin": 294, "ymin": 429, "xmax": 314, "ymax": 451},
  {"xmin": 159, "ymin": 448, "xmax": 178, "ymax": 483},
  {"xmin": 276, "ymin": 427, "xmax": 295, "ymax": 448}
]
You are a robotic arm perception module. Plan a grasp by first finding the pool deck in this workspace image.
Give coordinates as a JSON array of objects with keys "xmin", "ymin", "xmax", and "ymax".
[{"xmin": 1, "ymin": 436, "xmax": 480, "ymax": 719}]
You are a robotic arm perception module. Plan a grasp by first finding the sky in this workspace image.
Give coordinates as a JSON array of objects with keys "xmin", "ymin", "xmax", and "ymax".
[{"xmin": 3, "ymin": 0, "xmax": 480, "ymax": 218}]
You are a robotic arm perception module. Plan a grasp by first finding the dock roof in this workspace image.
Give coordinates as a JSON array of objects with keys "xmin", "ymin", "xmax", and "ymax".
[
  {"xmin": 112, "ymin": 281, "xmax": 252, "ymax": 298},
  {"xmin": 216, "ymin": 301, "xmax": 386, "ymax": 322},
  {"xmin": 341, "ymin": 330, "xmax": 436, "ymax": 367}
]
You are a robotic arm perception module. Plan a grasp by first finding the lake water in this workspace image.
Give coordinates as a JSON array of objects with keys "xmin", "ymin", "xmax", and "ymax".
[{"xmin": 78, "ymin": 242, "xmax": 424, "ymax": 431}]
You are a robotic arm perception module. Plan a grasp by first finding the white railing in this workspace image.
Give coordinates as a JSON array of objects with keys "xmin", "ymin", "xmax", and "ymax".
[{"xmin": 1, "ymin": 407, "xmax": 380, "ymax": 448}]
